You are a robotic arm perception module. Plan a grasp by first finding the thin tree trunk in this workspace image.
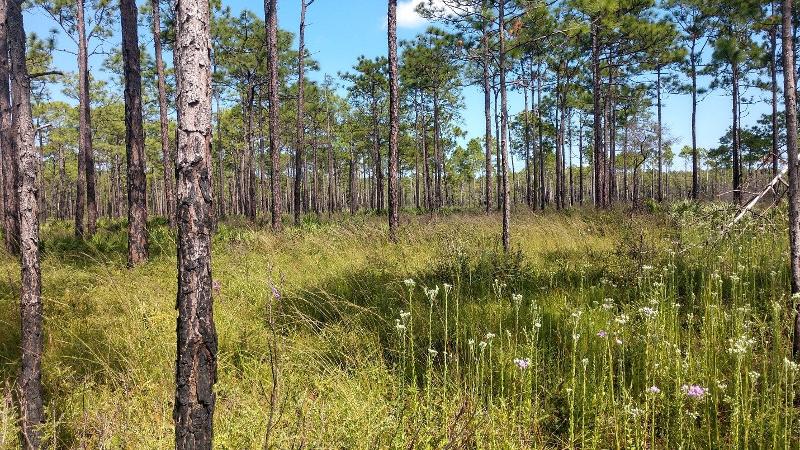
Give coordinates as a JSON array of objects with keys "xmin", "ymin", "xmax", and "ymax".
[
  {"xmin": 591, "ymin": 20, "xmax": 605, "ymax": 208},
  {"xmin": 499, "ymin": 0, "xmax": 510, "ymax": 251},
  {"xmin": 387, "ymin": 0, "xmax": 399, "ymax": 240},
  {"xmin": 691, "ymin": 38, "xmax": 699, "ymax": 200},
  {"xmin": 151, "ymin": 0, "xmax": 174, "ymax": 227},
  {"xmin": 482, "ymin": 0, "xmax": 492, "ymax": 213},
  {"xmin": 657, "ymin": 64, "xmax": 663, "ymax": 202},
  {"xmin": 122, "ymin": 0, "xmax": 149, "ymax": 266},
  {"xmin": 266, "ymin": 0, "xmax": 282, "ymax": 231},
  {"xmin": 294, "ymin": 0, "xmax": 309, "ymax": 224},
  {"xmin": 0, "ymin": 0, "xmax": 17, "ymax": 254},
  {"xmin": 349, "ymin": 145, "xmax": 357, "ymax": 214},
  {"xmin": 174, "ymin": 0, "xmax": 217, "ymax": 446},
  {"xmin": 77, "ymin": 0, "xmax": 97, "ymax": 237},
  {"xmin": 732, "ymin": 62, "xmax": 741, "ymax": 205},
  {"xmin": 9, "ymin": 0, "xmax": 43, "ymax": 445},
  {"xmin": 770, "ymin": 15, "xmax": 780, "ymax": 186}
]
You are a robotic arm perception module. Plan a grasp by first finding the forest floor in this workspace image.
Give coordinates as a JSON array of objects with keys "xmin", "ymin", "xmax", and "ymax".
[{"xmin": 0, "ymin": 204, "xmax": 796, "ymax": 448}]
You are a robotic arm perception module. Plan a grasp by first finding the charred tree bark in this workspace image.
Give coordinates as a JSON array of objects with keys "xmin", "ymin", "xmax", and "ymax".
[
  {"xmin": 174, "ymin": 0, "xmax": 217, "ymax": 447},
  {"xmin": 9, "ymin": 0, "xmax": 43, "ymax": 445},
  {"xmin": 121, "ymin": 0, "xmax": 149, "ymax": 266},
  {"xmin": 266, "ymin": 0, "xmax": 283, "ymax": 231},
  {"xmin": 783, "ymin": 0, "xmax": 800, "ymax": 359},
  {"xmin": 591, "ymin": 20, "xmax": 606, "ymax": 208},
  {"xmin": 732, "ymin": 61, "xmax": 741, "ymax": 205},
  {"xmin": 0, "ymin": 1, "xmax": 17, "ymax": 255},
  {"xmin": 499, "ymin": 0, "xmax": 510, "ymax": 252},
  {"xmin": 294, "ymin": 0, "xmax": 309, "ymax": 224},
  {"xmin": 76, "ymin": 0, "xmax": 97, "ymax": 237},
  {"xmin": 151, "ymin": 0, "xmax": 175, "ymax": 227},
  {"xmin": 387, "ymin": 0, "xmax": 399, "ymax": 241}
]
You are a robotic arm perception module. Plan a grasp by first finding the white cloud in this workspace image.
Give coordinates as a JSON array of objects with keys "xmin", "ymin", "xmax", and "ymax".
[{"xmin": 397, "ymin": 0, "xmax": 448, "ymax": 29}]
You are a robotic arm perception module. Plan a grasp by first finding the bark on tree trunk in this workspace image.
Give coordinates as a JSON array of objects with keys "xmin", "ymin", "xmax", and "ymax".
[
  {"xmin": 387, "ymin": 0, "xmax": 399, "ymax": 241},
  {"xmin": 657, "ymin": 64, "xmax": 663, "ymax": 202},
  {"xmin": 482, "ymin": 0, "xmax": 492, "ymax": 214},
  {"xmin": 349, "ymin": 144, "xmax": 357, "ymax": 214},
  {"xmin": 782, "ymin": 0, "xmax": 800, "ymax": 359},
  {"xmin": 122, "ymin": 0, "xmax": 149, "ymax": 266},
  {"xmin": 0, "ymin": 0, "xmax": 17, "ymax": 255},
  {"xmin": 732, "ymin": 62, "xmax": 741, "ymax": 205},
  {"xmin": 770, "ymin": 18, "xmax": 780, "ymax": 187},
  {"xmin": 591, "ymin": 20, "xmax": 605, "ymax": 208},
  {"xmin": 9, "ymin": 0, "xmax": 43, "ymax": 445},
  {"xmin": 294, "ymin": 0, "xmax": 308, "ymax": 224},
  {"xmin": 499, "ymin": 0, "xmax": 510, "ymax": 252},
  {"xmin": 77, "ymin": 0, "xmax": 97, "ymax": 237},
  {"xmin": 691, "ymin": 38, "xmax": 699, "ymax": 200},
  {"xmin": 151, "ymin": 0, "xmax": 175, "ymax": 228},
  {"xmin": 266, "ymin": 0, "xmax": 283, "ymax": 231},
  {"xmin": 174, "ymin": 0, "xmax": 217, "ymax": 446}
]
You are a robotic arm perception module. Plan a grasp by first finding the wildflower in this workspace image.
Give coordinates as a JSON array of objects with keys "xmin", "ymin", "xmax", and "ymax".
[
  {"xmin": 581, "ymin": 358, "xmax": 589, "ymax": 367},
  {"xmin": 428, "ymin": 348, "xmax": 438, "ymax": 357},
  {"xmin": 647, "ymin": 385, "xmax": 661, "ymax": 394},
  {"xmin": 785, "ymin": 358, "xmax": 800, "ymax": 372},
  {"xmin": 424, "ymin": 286, "xmax": 440, "ymax": 303},
  {"xmin": 513, "ymin": 358, "xmax": 531, "ymax": 370},
  {"xmin": 403, "ymin": 279, "xmax": 416, "ymax": 288},
  {"xmin": 399, "ymin": 310, "xmax": 411, "ymax": 321},
  {"xmin": 615, "ymin": 338, "xmax": 623, "ymax": 345},
  {"xmin": 681, "ymin": 384, "xmax": 707, "ymax": 399},
  {"xmin": 512, "ymin": 293, "xmax": 523, "ymax": 306},
  {"xmin": 485, "ymin": 332, "xmax": 496, "ymax": 341},
  {"xmin": 533, "ymin": 321, "xmax": 542, "ymax": 329},
  {"xmin": 443, "ymin": 283, "xmax": 453, "ymax": 294},
  {"xmin": 468, "ymin": 339, "xmax": 475, "ymax": 347},
  {"xmin": 597, "ymin": 330, "xmax": 607, "ymax": 338},
  {"xmin": 270, "ymin": 283, "xmax": 281, "ymax": 301},
  {"xmin": 615, "ymin": 314, "xmax": 629, "ymax": 325},
  {"xmin": 639, "ymin": 306, "xmax": 657, "ymax": 318},
  {"xmin": 394, "ymin": 319, "xmax": 406, "ymax": 331},
  {"xmin": 727, "ymin": 334, "xmax": 755, "ymax": 356},
  {"xmin": 602, "ymin": 298, "xmax": 615, "ymax": 310},
  {"xmin": 479, "ymin": 341, "xmax": 488, "ymax": 351},
  {"xmin": 642, "ymin": 265, "xmax": 654, "ymax": 271},
  {"xmin": 572, "ymin": 333, "xmax": 581, "ymax": 341},
  {"xmin": 748, "ymin": 371, "xmax": 760, "ymax": 380}
]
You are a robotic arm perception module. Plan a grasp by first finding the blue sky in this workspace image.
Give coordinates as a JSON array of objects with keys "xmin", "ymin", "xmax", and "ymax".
[{"xmin": 22, "ymin": 0, "xmax": 773, "ymax": 171}]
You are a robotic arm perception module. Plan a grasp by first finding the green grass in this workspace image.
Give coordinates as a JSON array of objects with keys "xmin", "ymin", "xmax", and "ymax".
[{"xmin": 0, "ymin": 205, "xmax": 797, "ymax": 448}]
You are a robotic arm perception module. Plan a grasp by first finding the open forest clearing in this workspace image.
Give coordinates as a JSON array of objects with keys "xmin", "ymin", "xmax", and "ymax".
[
  {"xmin": 0, "ymin": 207, "xmax": 796, "ymax": 448},
  {"xmin": 6, "ymin": 0, "xmax": 800, "ymax": 447}
]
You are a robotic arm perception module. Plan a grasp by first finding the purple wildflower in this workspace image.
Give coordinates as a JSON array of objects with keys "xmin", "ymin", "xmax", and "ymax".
[
  {"xmin": 270, "ymin": 283, "xmax": 281, "ymax": 301},
  {"xmin": 597, "ymin": 330, "xmax": 607, "ymax": 338},
  {"xmin": 513, "ymin": 358, "xmax": 531, "ymax": 370},
  {"xmin": 681, "ymin": 384, "xmax": 706, "ymax": 399},
  {"xmin": 647, "ymin": 385, "xmax": 661, "ymax": 394}
]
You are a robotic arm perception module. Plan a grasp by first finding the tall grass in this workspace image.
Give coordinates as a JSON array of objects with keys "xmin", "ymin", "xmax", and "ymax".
[{"xmin": 0, "ymin": 206, "xmax": 796, "ymax": 448}]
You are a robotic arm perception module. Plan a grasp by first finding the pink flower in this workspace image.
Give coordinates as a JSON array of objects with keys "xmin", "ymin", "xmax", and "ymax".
[
  {"xmin": 597, "ymin": 330, "xmax": 607, "ymax": 338},
  {"xmin": 647, "ymin": 385, "xmax": 661, "ymax": 394},
  {"xmin": 681, "ymin": 384, "xmax": 706, "ymax": 399},
  {"xmin": 513, "ymin": 358, "xmax": 531, "ymax": 370}
]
